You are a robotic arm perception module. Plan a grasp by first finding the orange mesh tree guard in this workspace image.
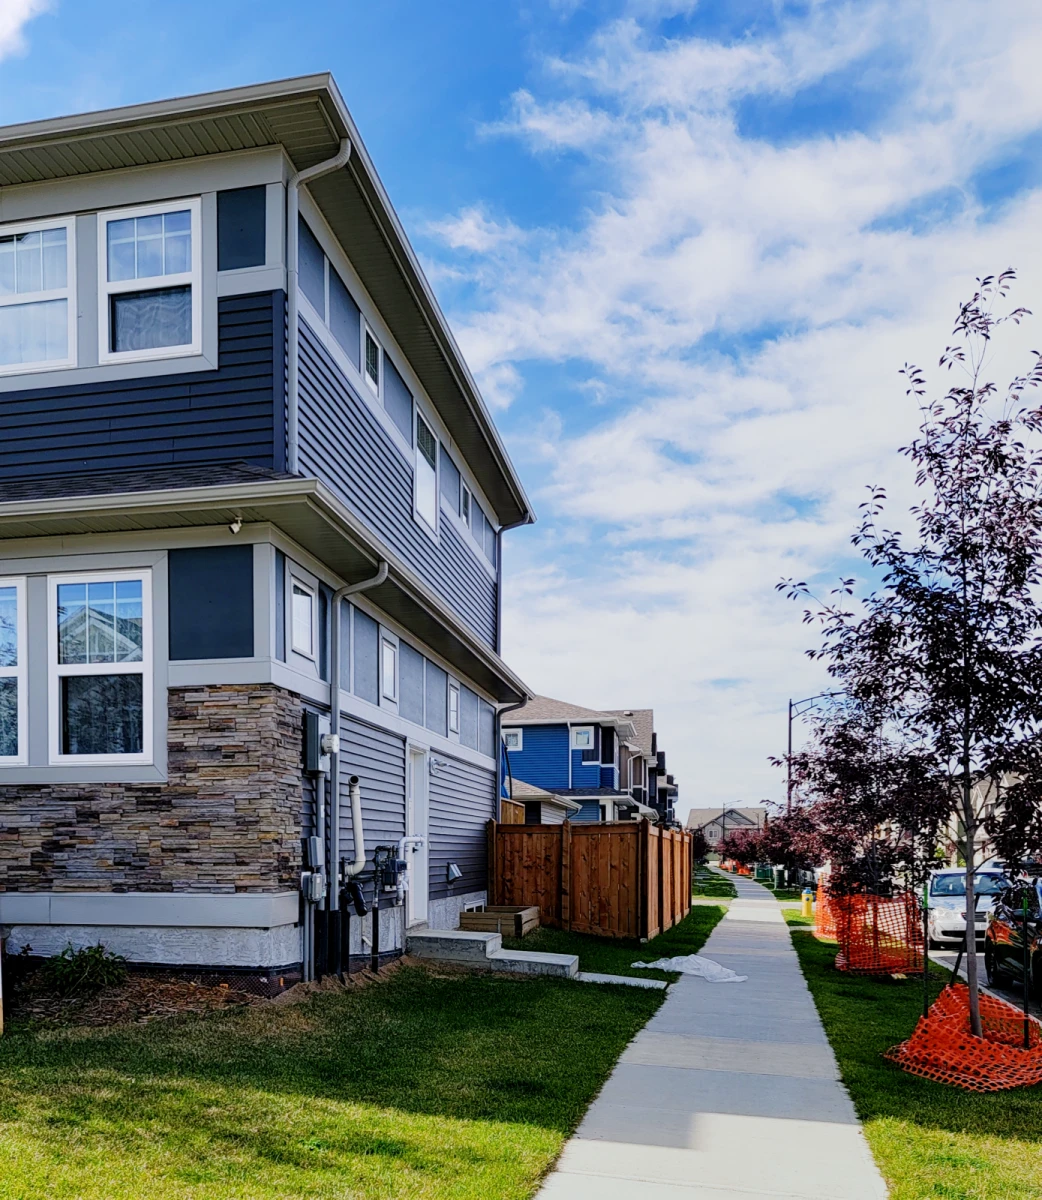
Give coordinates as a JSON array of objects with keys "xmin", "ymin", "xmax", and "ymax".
[
  {"xmin": 815, "ymin": 884, "xmax": 836, "ymax": 939},
  {"xmin": 886, "ymin": 983, "xmax": 1042, "ymax": 1092},
  {"xmin": 832, "ymin": 892, "xmax": 924, "ymax": 975}
]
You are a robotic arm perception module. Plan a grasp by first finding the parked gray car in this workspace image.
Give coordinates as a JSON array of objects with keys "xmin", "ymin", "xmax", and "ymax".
[{"xmin": 927, "ymin": 868, "xmax": 1008, "ymax": 947}]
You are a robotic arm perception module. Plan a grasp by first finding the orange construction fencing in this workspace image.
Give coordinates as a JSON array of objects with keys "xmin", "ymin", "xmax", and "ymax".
[
  {"xmin": 831, "ymin": 892, "xmax": 924, "ymax": 976},
  {"xmin": 886, "ymin": 983, "xmax": 1042, "ymax": 1092},
  {"xmin": 815, "ymin": 884, "xmax": 836, "ymax": 939}
]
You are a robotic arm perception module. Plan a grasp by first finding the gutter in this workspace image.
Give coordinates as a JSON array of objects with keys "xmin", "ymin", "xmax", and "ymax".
[{"xmin": 286, "ymin": 136, "xmax": 352, "ymax": 474}]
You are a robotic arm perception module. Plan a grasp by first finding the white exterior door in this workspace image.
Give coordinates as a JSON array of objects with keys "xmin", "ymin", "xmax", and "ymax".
[{"xmin": 406, "ymin": 746, "xmax": 429, "ymax": 926}]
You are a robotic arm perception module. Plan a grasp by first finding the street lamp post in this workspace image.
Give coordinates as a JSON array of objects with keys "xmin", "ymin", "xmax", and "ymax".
[{"xmin": 786, "ymin": 692, "xmax": 842, "ymax": 812}]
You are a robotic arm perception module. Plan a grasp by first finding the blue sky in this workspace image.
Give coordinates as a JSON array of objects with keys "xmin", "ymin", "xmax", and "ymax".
[{"xmin": 4, "ymin": 0, "xmax": 1042, "ymax": 808}]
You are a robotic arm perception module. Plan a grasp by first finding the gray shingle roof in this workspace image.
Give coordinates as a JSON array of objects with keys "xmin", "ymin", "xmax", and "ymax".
[
  {"xmin": 686, "ymin": 807, "xmax": 767, "ymax": 830},
  {"xmin": 0, "ymin": 462, "xmax": 292, "ymax": 503},
  {"xmin": 604, "ymin": 708, "xmax": 654, "ymax": 757}
]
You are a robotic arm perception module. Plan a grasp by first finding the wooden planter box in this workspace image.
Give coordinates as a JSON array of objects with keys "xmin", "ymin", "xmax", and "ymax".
[{"xmin": 459, "ymin": 905, "xmax": 540, "ymax": 938}]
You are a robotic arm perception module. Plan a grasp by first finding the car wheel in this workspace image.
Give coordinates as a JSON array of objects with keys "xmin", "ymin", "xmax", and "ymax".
[{"xmin": 985, "ymin": 943, "xmax": 1007, "ymax": 989}]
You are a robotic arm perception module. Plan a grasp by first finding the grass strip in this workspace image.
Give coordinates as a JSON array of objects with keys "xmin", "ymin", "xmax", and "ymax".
[
  {"xmin": 502, "ymin": 903, "xmax": 726, "ymax": 981},
  {"xmin": 787, "ymin": 915, "xmax": 1042, "ymax": 1200},
  {"xmin": 0, "ymin": 964, "xmax": 661, "ymax": 1200}
]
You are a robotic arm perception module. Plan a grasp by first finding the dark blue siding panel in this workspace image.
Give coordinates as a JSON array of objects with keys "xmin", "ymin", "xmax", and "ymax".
[
  {"xmin": 168, "ymin": 545, "xmax": 254, "ymax": 659},
  {"xmin": 600, "ymin": 766, "xmax": 617, "ymax": 789},
  {"xmin": 507, "ymin": 724, "xmax": 569, "ymax": 790},
  {"xmin": 297, "ymin": 320, "xmax": 497, "ymax": 647},
  {"xmin": 571, "ymin": 750, "xmax": 601, "ymax": 789},
  {"xmin": 572, "ymin": 800, "xmax": 602, "ymax": 823},
  {"xmin": 429, "ymin": 754, "xmax": 496, "ymax": 901},
  {"xmin": 0, "ymin": 292, "xmax": 284, "ymax": 480}
]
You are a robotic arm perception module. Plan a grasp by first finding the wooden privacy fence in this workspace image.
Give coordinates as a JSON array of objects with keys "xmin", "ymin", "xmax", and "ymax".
[{"xmin": 487, "ymin": 819, "xmax": 693, "ymax": 940}]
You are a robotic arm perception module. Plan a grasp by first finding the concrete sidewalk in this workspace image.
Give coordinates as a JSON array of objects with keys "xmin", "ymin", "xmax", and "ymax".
[{"xmin": 537, "ymin": 874, "xmax": 887, "ymax": 1199}]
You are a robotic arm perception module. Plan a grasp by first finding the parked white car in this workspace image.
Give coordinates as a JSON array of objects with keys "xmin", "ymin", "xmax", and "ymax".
[{"xmin": 927, "ymin": 868, "xmax": 1008, "ymax": 947}]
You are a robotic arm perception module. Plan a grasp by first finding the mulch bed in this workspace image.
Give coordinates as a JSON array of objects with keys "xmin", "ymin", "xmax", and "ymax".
[{"xmin": 7, "ymin": 972, "xmax": 264, "ymax": 1027}]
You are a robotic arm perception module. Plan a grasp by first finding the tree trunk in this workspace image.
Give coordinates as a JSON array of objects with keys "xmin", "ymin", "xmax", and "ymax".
[{"xmin": 963, "ymin": 784, "xmax": 982, "ymax": 1037}]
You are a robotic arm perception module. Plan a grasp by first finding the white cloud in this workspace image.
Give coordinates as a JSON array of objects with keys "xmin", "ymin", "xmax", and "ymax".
[
  {"xmin": 433, "ymin": 1, "xmax": 1042, "ymax": 808},
  {"xmin": 0, "ymin": 0, "xmax": 49, "ymax": 60}
]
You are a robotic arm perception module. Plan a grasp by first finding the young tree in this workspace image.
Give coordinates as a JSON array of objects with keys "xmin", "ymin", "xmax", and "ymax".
[
  {"xmin": 719, "ymin": 827, "xmax": 762, "ymax": 868},
  {"xmin": 781, "ymin": 271, "xmax": 1042, "ymax": 1035},
  {"xmin": 689, "ymin": 827, "xmax": 709, "ymax": 863}
]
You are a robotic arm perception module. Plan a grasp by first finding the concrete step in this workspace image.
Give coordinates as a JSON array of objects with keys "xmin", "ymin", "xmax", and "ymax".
[
  {"xmin": 577, "ymin": 971, "xmax": 668, "ymax": 990},
  {"xmin": 489, "ymin": 949, "xmax": 579, "ymax": 978},
  {"xmin": 406, "ymin": 928, "xmax": 502, "ymax": 963}
]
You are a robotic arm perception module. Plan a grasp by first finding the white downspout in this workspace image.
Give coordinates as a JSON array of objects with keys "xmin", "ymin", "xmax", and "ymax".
[{"xmin": 286, "ymin": 136, "xmax": 352, "ymax": 474}]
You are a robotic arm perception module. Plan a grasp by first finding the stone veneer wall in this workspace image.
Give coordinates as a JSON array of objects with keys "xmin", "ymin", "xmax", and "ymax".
[{"xmin": 0, "ymin": 685, "xmax": 304, "ymax": 894}]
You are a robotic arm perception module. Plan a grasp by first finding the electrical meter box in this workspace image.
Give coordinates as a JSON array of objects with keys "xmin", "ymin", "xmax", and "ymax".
[{"xmin": 303, "ymin": 711, "xmax": 333, "ymax": 774}]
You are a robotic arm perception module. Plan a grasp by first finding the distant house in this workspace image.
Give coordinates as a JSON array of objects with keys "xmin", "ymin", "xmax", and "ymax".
[
  {"xmin": 686, "ymin": 807, "xmax": 767, "ymax": 847},
  {"xmin": 502, "ymin": 696, "xmax": 678, "ymax": 823}
]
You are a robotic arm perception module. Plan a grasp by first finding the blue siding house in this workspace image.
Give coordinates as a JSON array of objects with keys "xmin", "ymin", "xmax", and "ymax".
[
  {"xmin": 502, "ymin": 696, "xmax": 677, "ymax": 823},
  {"xmin": 0, "ymin": 75, "xmax": 534, "ymax": 990}
]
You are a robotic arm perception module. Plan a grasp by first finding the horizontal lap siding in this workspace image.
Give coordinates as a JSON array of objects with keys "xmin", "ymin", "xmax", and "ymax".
[
  {"xmin": 338, "ymin": 715, "xmax": 406, "ymax": 863},
  {"xmin": 0, "ymin": 293, "xmax": 283, "ymax": 479},
  {"xmin": 429, "ymin": 755, "xmax": 496, "ymax": 900},
  {"xmin": 297, "ymin": 322, "xmax": 497, "ymax": 648},
  {"xmin": 508, "ymin": 725, "xmax": 569, "ymax": 790}
]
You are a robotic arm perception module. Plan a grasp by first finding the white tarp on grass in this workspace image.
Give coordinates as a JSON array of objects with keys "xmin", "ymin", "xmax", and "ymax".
[{"xmin": 633, "ymin": 954, "xmax": 748, "ymax": 982}]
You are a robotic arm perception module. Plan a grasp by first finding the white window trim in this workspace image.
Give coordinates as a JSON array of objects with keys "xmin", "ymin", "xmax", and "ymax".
[
  {"xmin": 97, "ymin": 197, "xmax": 202, "ymax": 365},
  {"xmin": 363, "ymin": 321, "xmax": 382, "ymax": 397},
  {"xmin": 290, "ymin": 577, "xmax": 317, "ymax": 660},
  {"xmin": 381, "ymin": 636, "xmax": 398, "ymax": 702},
  {"xmin": 0, "ymin": 576, "xmax": 27, "ymax": 766},
  {"xmin": 0, "ymin": 216, "xmax": 77, "ymax": 377},
  {"xmin": 448, "ymin": 682, "xmax": 460, "ymax": 735},
  {"xmin": 503, "ymin": 727, "xmax": 522, "ymax": 752},
  {"xmin": 47, "ymin": 569, "xmax": 153, "ymax": 767},
  {"xmin": 571, "ymin": 725, "xmax": 594, "ymax": 750},
  {"xmin": 414, "ymin": 411, "xmax": 440, "ymax": 540}
]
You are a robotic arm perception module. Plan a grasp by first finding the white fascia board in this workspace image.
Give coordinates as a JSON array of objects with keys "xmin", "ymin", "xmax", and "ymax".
[{"xmin": 0, "ymin": 891, "xmax": 299, "ymax": 928}]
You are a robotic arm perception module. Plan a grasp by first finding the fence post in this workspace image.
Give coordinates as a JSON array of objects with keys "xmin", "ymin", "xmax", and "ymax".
[
  {"xmin": 658, "ymin": 823, "xmax": 665, "ymax": 936},
  {"xmin": 639, "ymin": 819, "xmax": 649, "ymax": 939},
  {"xmin": 487, "ymin": 819, "xmax": 498, "ymax": 905},
  {"xmin": 560, "ymin": 821, "xmax": 572, "ymax": 931}
]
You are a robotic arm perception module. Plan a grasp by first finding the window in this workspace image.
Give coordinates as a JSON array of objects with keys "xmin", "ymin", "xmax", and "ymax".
[
  {"xmin": 291, "ymin": 581, "xmax": 315, "ymax": 658},
  {"xmin": 99, "ymin": 199, "xmax": 201, "ymax": 362},
  {"xmin": 49, "ymin": 572, "xmax": 150, "ymax": 763},
  {"xmin": 503, "ymin": 728, "xmax": 522, "ymax": 752},
  {"xmin": 461, "ymin": 486, "xmax": 471, "ymax": 527},
  {"xmin": 299, "ymin": 218, "xmax": 361, "ymax": 370},
  {"xmin": 572, "ymin": 726, "xmax": 594, "ymax": 750},
  {"xmin": 364, "ymin": 327, "xmax": 381, "ymax": 394},
  {"xmin": 381, "ymin": 638, "xmax": 398, "ymax": 701},
  {"xmin": 415, "ymin": 414, "xmax": 438, "ymax": 531},
  {"xmin": 0, "ymin": 218, "xmax": 75, "ymax": 374},
  {"xmin": 0, "ymin": 578, "xmax": 26, "ymax": 763},
  {"xmin": 440, "ymin": 447, "xmax": 461, "ymax": 514},
  {"xmin": 449, "ymin": 683, "xmax": 460, "ymax": 734}
]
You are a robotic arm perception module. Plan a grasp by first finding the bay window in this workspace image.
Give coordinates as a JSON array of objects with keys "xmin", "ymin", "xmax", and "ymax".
[
  {"xmin": 0, "ymin": 578, "xmax": 26, "ymax": 764},
  {"xmin": 49, "ymin": 572, "xmax": 151, "ymax": 763},
  {"xmin": 99, "ymin": 199, "xmax": 201, "ymax": 362},
  {"xmin": 0, "ymin": 218, "xmax": 75, "ymax": 374}
]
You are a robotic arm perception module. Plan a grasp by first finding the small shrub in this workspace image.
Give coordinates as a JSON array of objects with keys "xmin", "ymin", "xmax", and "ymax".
[{"xmin": 38, "ymin": 944, "xmax": 128, "ymax": 997}]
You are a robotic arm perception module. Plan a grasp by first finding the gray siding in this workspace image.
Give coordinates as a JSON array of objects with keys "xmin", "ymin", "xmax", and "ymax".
[
  {"xmin": 297, "ymin": 320, "xmax": 497, "ymax": 647},
  {"xmin": 0, "ymin": 292, "xmax": 285, "ymax": 480},
  {"xmin": 338, "ymin": 714, "xmax": 407, "ymax": 863},
  {"xmin": 429, "ymin": 754, "xmax": 496, "ymax": 901}
]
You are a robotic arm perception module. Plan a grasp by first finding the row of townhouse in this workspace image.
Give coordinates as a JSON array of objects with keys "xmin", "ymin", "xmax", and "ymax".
[
  {"xmin": 0, "ymin": 75, "xmax": 537, "ymax": 988},
  {"xmin": 501, "ymin": 696, "xmax": 680, "ymax": 825}
]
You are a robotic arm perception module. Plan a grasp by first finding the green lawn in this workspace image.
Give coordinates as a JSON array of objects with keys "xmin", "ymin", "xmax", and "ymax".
[
  {"xmin": 787, "ymin": 917, "xmax": 1042, "ymax": 1200},
  {"xmin": 0, "ymin": 965, "xmax": 662, "ymax": 1200},
  {"xmin": 502, "ymin": 904, "xmax": 726, "ymax": 982},
  {"xmin": 692, "ymin": 875, "xmax": 737, "ymax": 899}
]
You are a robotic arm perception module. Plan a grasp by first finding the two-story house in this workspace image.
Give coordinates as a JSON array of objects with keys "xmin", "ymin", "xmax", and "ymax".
[
  {"xmin": 501, "ymin": 696, "xmax": 665, "ymax": 823},
  {"xmin": 0, "ymin": 75, "xmax": 534, "ymax": 992},
  {"xmin": 687, "ymin": 807, "xmax": 767, "ymax": 848}
]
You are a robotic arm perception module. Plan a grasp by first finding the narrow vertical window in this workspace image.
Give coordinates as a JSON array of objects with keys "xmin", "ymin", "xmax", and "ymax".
[
  {"xmin": 364, "ymin": 327, "xmax": 381, "ymax": 394},
  {"xmin": 448, "ymin": 683, "xmax": 460, "ymax": 734},
  {"xmin": 100, "ymin": 200, "xmax": 201, "ymax": 361},
  {"xmin": 0, "ymin": 578, "xmax": 26, "ymax": 763},
  {"xmin": 291, "ymin": 581, "xmax": 315, "ymax": 658},
  {"xmin": 0, "ymin": 220, "xmax": 75, "ymax": 374},
  {"xmin": 415, "ymin": 414, "xmax": 438, "ymax": 531},
  {"xmin": 381, "ymin": 638, "xmax": 398, "ymax": 701},
  {"xmin": 50, "ymin": 572, "xmax": 151, "ymax": 763}
]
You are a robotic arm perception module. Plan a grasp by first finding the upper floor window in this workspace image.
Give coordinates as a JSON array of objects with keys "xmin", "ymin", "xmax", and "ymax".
[
  {"xmin": 49, "ymin": 571, "xmax": 151, "ymax": 764},
  {"xmin": 0, "ymin": 578, "xmax": 26, "ymax": 764},
  {"xmin": 572, "ymin": 726, "xmax": 593, "ymax": 750},
  {"xmin": 291, "ymin": 580, "xmax": 316, "ymax": 658},
  {"xmin": 99, "ymin": 199, "xmax": 201, "ymax": 363},
  {"xmin": 503, "ymin": 728, "xmax": 522, "ymax": 752},
  {"xmin": 415, "ymin": 414, "xmax": 439, "ymax": 532},
  {"xmin": 0, "ymin": 218, "xmax": 75, "ymax": 374}
]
